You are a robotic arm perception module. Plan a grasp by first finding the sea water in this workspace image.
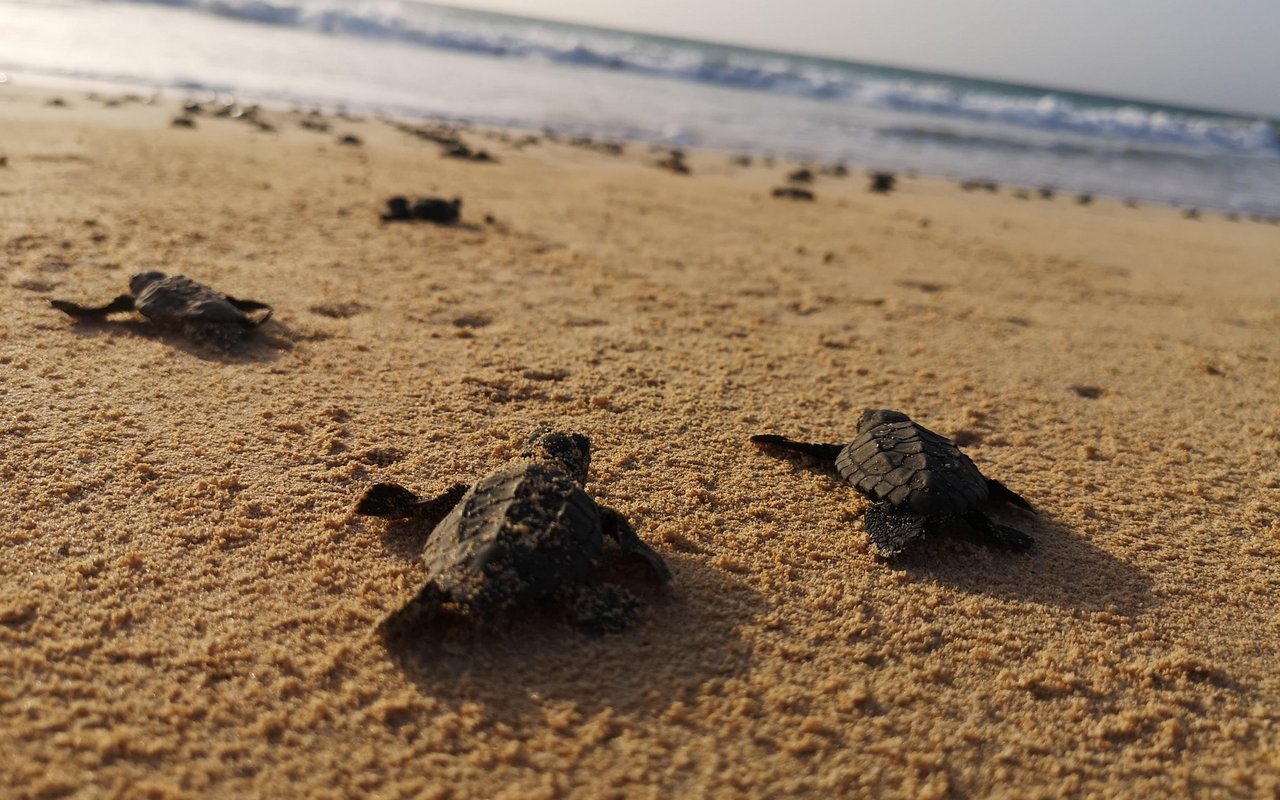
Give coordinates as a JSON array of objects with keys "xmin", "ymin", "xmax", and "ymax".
[{"xmin": 2, "ymin": 0, "xmax": 1278, "ymax": 214}]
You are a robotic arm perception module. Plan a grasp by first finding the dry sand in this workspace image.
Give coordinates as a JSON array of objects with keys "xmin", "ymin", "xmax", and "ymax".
[{"xmin": 2, "ymin": 85, "xmax": 1279, "ymax": 799}]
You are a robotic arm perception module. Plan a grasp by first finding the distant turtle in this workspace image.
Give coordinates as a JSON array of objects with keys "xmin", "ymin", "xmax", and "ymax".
[
  {"xmin": 381, "ymin": 196, "xmax": 461, "ymax": 224},
  {"xmin": 869, "ymin": 171, "xmax": 897, "ymax": 194},
  {"xmin": 752, "ymin": 409, "xmax": 1034, "ymax": 556},
  {"xmin": 355, "ymin": 427, "xmax": 671, "ymax": 634},
  {"xmin": 51, "ymin": 271, "xmax": 271, "ymax": 349}
]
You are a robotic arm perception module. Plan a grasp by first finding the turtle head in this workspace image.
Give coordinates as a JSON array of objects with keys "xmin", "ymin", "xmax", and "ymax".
[
  {"xmin": 857, "ymin": 408, "xmax": 911, "ymax": 433},
  {"xmin": 128, "ymin": 271, "xmax": 167, "ymax": 295},
  {"xmin": 521, "ymin": 427, "xmax": 591, "ymax": 484}
]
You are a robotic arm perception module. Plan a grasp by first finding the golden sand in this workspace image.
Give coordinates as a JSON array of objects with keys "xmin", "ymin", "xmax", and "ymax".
[{"xmin": 2, "ymin": 86, "xmax": 1278, "ymax": 798}]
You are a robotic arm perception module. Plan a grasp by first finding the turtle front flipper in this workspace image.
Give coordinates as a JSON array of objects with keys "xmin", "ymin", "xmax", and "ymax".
[
  {"xmin": 986, "ymin": 478, "xmax": 1034, "ymax": 513},
  {"xmin": 750, "ymin": 434, "xmax": 844, "ymax": 465},
  {"xmin": 224, "ymin": 295, "xmax": 273, "ymax": 327},
  {"xmin": 600, "ymin": 505, "xmax": 671, "ymax": 583},
  {"xmin": 356, "ymin": 481, "xmax": 469, "ymax": 525},
  {"xmin": 50, "ymin": 294, "xmax": 136, "ymax": 318},
  {"xmin": 963, "ymin": 512, "xmax": 1034, "ymax": 552},
  {"xmin": 863, "ymin": 502, "xmax": 928, "ymax": 556},
  {"xmin": 356, "ymin": 483, "xmax": 424, "ymax": 517},
  {"xmin": 376, "ymin": 581, "xmax": 450, "ymax": 639}
]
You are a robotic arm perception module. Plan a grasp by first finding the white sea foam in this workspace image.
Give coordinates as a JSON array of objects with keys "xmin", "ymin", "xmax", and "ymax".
[
  {"xmin": 101, "ymin": 0, "xmax": 1277, "ymax": 157},
  {"xmin": 4, "ymin": 0, "xmax": 1279, "ymax": 212}
]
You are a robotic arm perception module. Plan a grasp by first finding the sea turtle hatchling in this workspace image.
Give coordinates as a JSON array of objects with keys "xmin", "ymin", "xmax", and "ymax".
[
  {"xmin": 752, "ymin": 409, "xmax": 1034, "ymax": 556},
  {"xmin": 51, "ymin": 271, "xmax": 272, "ymax": 349},
  {"xmin": 355, "ymin": 427, "xmax": 672, "ymax": 634}
]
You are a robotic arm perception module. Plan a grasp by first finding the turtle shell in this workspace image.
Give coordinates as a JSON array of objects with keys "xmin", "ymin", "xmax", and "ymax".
[
  {"xmin": 133, "ymin": 274, "xmax": 248, "ymax": 328},
  {"xmin": 423, "ymin": 462, "xmax": 603, "ymax": 612},
  {"xmin": 834, "ymin": 417, "xmax": 988, "ymax": 517}
]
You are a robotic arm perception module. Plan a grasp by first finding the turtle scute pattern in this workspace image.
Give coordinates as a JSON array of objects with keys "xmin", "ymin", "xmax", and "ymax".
[
  {"xmin": 429, "ymin": 462, "xmax": 602, "ymax": 612},
  {"xmin": 834, "ymin": 418, "xmax": 988, "ymax": 517}
]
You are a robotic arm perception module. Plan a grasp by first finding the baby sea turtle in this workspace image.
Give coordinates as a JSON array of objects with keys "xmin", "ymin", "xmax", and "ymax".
[
  {"xmin": 51, "ymin": 271, "xmax": 271, "ymax": 349},
  {"xmin": 869, "ymin": 171, "xmax": 897, "ymax": 194},
  {"xmin": 356, "ymin": 427, "xmax": 671, "ymax": 634},
  {"xmin": 752, "ymin": 409, "xmax": 1034, "ymax": 556},
  {"xmin": 381, "ymin": 196, "xmax": 461, "ymax": 224}
]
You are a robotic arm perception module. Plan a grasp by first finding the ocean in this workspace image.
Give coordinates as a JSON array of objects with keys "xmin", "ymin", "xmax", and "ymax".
[{"xmin": 3, "ymin": 0, "xmax": 1279, "ymax": 214}]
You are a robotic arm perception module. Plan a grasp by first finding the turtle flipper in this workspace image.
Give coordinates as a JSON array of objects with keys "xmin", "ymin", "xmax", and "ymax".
[
  {"xmin": 376, "ymin": 581, "xmax": 449, "ymax": 639},
  {"xmin": 560, "ymin": 584, "xmax": 640, "ymax": 633},
  {"xmin": 863, "ymin": 502, "xmax": 928, "ymax": 556},
  {"xmin": 750, "ymin": 434, "xmax": 844, "ymax": 465},
  {"xmin": 600, "ymin": 505, "xmax": 671, "ymax": 583},
  {"xmin": 224, "ymin": 295, "xmax": 273, "ymax": 327},
  {"xmin": 411, "ymin": 482, "xmax": 470, "ymax": 527},
  {"xmin": 963, "ymin": 512, "xmax": 1034, "ymax": 552},
  {"xmin": 51, "ymin": 294, "xmax": 136, "ymax": 318},
  {"xmin": 986, "ymin": 478, "xmax": 1034, "ymax": 512},
  {"xmin": 356, "ymin": 483, "xmax": 424, "ymax": 517},
  {"xmin": 356, "ymin": 481, "xmax": 469, "ymax": 523}
]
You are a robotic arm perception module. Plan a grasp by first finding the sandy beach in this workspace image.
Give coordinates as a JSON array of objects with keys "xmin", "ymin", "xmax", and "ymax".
[{"xmin": 2, "ymin": 85, "xmax": 1279, "ymax": 798}]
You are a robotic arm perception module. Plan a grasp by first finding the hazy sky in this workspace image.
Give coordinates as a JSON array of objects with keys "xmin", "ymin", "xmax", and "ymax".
[{"xmin": 442, "ymin": 0, "xmax": 1277, "ymax": 117}]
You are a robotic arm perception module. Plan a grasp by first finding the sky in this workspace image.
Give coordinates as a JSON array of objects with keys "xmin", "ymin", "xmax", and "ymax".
[{"xmin": 440, "ymin": 0, "xmax": 1279, "ymax": 118}]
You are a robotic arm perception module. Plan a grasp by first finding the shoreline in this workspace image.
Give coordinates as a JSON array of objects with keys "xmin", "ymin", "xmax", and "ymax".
[
  {"xmin": 5, "ymin": 72, "xmax": 1278, "ymax": 219},
  {"xmin": 3, "ymin": 83, "xmax": 1279, "ymax": 798}
]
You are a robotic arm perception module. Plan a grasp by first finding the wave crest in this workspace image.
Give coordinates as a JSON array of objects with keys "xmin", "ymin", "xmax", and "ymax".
[{"xmin": 119, "ymin": 0, "xmax": 1279, "ymax": 156}]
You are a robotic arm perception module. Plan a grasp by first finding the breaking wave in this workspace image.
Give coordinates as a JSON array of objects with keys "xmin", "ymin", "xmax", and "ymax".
[{"xmin": 114, "ymin": 0, "xmax": 1279, "ymax": 156}]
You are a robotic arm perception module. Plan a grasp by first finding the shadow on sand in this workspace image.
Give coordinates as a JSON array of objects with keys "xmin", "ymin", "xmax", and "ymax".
[
  {"xmin": 52, "ymin": 315, "xmax": 294, "ymax": 362},
  {"xmin": 378, "ymin": 553, "xmax": 762, "ymax": 723},
  {"xmin": 885, "ymin": 509, "xmax": 1154, "ymax": 614}
]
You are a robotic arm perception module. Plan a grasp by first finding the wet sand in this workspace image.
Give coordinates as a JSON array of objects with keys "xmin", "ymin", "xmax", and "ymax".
[{"xmin": 2, "ymin": 86, "xmax": 1279, "ymax": 798}]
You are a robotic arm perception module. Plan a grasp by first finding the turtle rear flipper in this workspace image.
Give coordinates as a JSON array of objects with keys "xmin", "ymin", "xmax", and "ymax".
[
  {"xmin": 750, "ymin": 434, "xmax": 844, "ymax": 465},
  {"xmin": 224, "ymin": 295, "xmax": 273, "ymax": 327},
  {"xmin": 986, "ymin": 478, "xmax": 1034, "ymax": 512},
  {"xmin": 963, "ymin": 512, "xmax": 1034, "ymax": 552},
  {"xmin": 51, "ymin": 294, "xmax": 136, "ymax": 318},
  {"xmin": 863, "ymin": 502, "xmax": 928, "ymax": 556},
  {"xmin": 601, "ymin": 506, "xmax": 671, "ymax": 583}
]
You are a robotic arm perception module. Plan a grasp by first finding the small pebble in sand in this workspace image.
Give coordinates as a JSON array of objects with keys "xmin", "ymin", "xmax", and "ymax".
[
  {"xmin": 896, "ymin": 279, "xmax": 944, "ymax": 293},
  {"xmin": 338, "ymin": 134, "xmax": 362, "ymax": 146},
  {"xmin": 771, "ymin": 187, "xmax": 814, "ymax": 201},
  {"xmin": 443, "ymin": 143, "xmax": 495, "ymax": 162},
  {"xmin": 788, "ymin": 168, "xmax": 814, "ymax": 184},
  {"xmin": 1070, "ymin": 385, "xmax": 1105, "ymax": 399},
  {"xmin": 171, "ymin": 116, "xmax": 196, "ymax": 129},
  {"xmin": 1077, "ymin": 194, "xmax": 1094, "ymax": 206}
]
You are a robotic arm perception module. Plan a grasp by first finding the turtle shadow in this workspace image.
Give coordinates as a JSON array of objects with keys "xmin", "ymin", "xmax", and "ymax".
[
  {"xmin": 887, "ymin": 512, "xmax": 1153, "ymax": 614},
  {"xmin": 380, "ymin": 554, "xmax": 762, "ymax": 724},
  {"xmin": 52, "ymin": 316, "xmax": 292, "ymax": 363},
  {"xmin": 370, "ymin": 515, "xmax": 436, "ymax": 562}
]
